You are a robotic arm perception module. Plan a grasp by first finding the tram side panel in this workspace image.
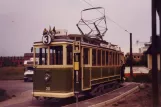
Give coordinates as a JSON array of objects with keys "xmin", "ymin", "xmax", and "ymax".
[
  {"xmin": 90, "ymin": 66, "xmax": 121, "ymax": 86},
  {"xmin": 82, "ymin": 67, "xmax": 91, "ymax": 90}
]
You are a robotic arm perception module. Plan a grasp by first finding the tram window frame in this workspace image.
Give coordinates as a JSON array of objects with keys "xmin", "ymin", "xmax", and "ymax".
[
  {"xmin": 67, "ymin": 45, "xmax": 73, "ymax": 65},
  {"xmin": 110, "ymin": 52, "xmax": 112, "ymax": 65},
  {"xmin": 106, "ymin": 51, "xmax": 109, "ymax": 65},
  {"xmin": 97, "ymin": 50, "xmax": 101, "ymax": 66},
  {"xmin": 102, "ymin": 50, "xmax": 105, "ymax": 66},
  {"xmin": 116, "ymin": 53, "xmax": 118, "ymax": 65},
  {"xmin": 35, "ymin": 47, "xmax": 48, "ymax": 65},
  {"xmin": 83, "ymin": 48, "xmax": 89, "ymax": 65},
  {"xmin": 113, "ymin": 53, "xmax": 115, "ymax": 65},
  {"xmin": 49, "ymin": 46, "xmax": 63, "ymax": 65},
  {"xmin": 118, "ymin": 54, "xmax": 120, "ymax": 65},
  {"xmin": 92, "ymin": 49, "xmax": 96, "ymax": 66}
]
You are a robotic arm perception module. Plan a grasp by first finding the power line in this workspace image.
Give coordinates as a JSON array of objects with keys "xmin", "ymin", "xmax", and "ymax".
[{"xmin": 82, "ymin": 0, "xmax": 130, "ymax": 33}]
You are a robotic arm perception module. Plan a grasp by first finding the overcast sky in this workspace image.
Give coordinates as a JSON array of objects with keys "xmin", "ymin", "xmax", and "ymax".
[{"xmin": 0, "ymin": 0, "xmax": 160, "ymax": 56}]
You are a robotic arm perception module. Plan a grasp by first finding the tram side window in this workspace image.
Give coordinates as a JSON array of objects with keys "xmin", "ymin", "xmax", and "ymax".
[
  {"xmin": 118, "ymin": 54, "xmax": 120, "ymax": 65},
  {"xmin": 117, "ymin": 53, "xmax": 119, "ymax": 65},
  {"xmin": 116, "ymin": 53, "xmax": 118, "ymax": 65},
  {"xmin": 102, "ymin": 50, "xmax": 105, "ymax": 65},
  {"xmin": 49, "ymin": 46, "xmax": 63, "ymax": 65},
  {"xmin": 92, "ymin": 49, "xmax": 96, "ymax": 66},
  {"xmin": 115, "ymin": 53, "xmax": 118, "ymax": 65},
  {"xmin": 84, "ymin": 48, "xmax": 89, "ymax": 64},
  {"xmin": 97, "ymin": 50, "xmax": 101, "ymax": 66},
  {"xmin": 109, "ymin": 52, "xmax": 112, "ymax": 65},
  {"xmin": 113, "ymin": 53, "xmax": 115, "ymax": 65},
  {"xmin": 35, "ymin": 47, "xmax": 48, "ymax": 65},
  {"xmin": 106, "ymin": 51, "xmax": 108, "ymax": 65},
  {"xmin": 67, "ymin": 45, "xmax": 73, "ymax": 65}
]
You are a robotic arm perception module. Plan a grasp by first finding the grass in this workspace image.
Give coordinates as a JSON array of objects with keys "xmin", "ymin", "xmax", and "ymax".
[{"xmin": 0, "ymin": 67, "xmax": 24, "ymax": 80}]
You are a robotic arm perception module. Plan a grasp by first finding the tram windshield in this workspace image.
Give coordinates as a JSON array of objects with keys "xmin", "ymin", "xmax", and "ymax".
[{"xmin": 35, "ymin": 46, "xmax": 64, "ymax": 65}]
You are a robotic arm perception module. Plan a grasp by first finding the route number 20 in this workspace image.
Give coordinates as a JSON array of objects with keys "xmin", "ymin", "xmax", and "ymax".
[{"xmin": 46, "ymin": 87, "xmax": 50, "ymax": 91}]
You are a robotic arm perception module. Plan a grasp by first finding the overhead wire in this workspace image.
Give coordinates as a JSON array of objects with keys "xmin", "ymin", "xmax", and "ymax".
[{"xmin": 82, "ymin": 0, "xmax": 130, "ymax": 33}]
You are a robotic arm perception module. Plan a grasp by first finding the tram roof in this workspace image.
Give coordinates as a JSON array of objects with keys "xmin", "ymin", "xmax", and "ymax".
[{"xmin": 34, "ymin": 34, "xmax": 123, "ymax": 53}]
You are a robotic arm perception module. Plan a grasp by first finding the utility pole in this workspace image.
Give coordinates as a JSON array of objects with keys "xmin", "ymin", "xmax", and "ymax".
[
  {"xmin": 130, "ymin": 33, "xmax": 133, "ymax": 78},
  {"xmin": 151, "ymin": 0, "xmax": 159, "ymax": 106},
  {"xmin": 156, "ymin": 1, "xmax": 161, "ymax": 106}
]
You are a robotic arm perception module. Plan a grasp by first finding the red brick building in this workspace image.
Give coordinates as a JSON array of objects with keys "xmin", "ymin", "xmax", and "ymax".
[
  {"xmin": 0, "ymin": 52, "xmax": 62, "ymax": 67},
  {"xmin": 24, "ymin": 53, "xmax": 34, "ymax": 60},
  {"xmin": 0, "ymin": 56, "xmax": 24, "ymax": 67}
]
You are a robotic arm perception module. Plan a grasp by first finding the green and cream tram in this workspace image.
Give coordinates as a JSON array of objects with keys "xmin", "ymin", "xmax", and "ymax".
[{"xmin": 32, "ymin": 29, "xmax": 124, "ymax": 99}]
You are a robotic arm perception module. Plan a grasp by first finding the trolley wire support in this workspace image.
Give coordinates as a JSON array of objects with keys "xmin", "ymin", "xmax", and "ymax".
[{"xmin": 76, "ymin": 7, "xmax": 108, "ymax": 40}]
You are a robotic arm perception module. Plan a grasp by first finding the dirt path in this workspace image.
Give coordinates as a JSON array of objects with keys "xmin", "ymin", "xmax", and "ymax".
[{"xmin": 106, "ymin": 84, "xmax": 161, "ymax": 107}]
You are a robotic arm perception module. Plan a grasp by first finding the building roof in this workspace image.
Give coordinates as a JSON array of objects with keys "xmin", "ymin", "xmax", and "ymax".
[{"xmin": 125, "ymin": 53, "xmax": 143, "ymax": 56}]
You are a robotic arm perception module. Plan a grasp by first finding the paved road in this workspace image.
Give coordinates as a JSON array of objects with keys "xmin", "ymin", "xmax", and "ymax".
[
  {"xmin": 0, "ymin": 80, "xmax": 32, "ymax": 97},
  {"xmin": 0, "ymin": 80, "xmax": 75, "ymax": 107},
  {"xmin": 0, "ymin": 81, "xmax": 139, "ymax": 107}
]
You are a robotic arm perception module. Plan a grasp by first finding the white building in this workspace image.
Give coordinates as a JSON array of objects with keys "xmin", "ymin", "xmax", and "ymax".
[{"xmin": 139, "ymin": 42, "xmax": 151, "ymax": 53}]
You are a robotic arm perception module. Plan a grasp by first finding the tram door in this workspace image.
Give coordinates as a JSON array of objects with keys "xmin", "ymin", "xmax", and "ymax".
[{"xmin": 73, "ymin": 41, "xmax": 81, "ymax": 94}]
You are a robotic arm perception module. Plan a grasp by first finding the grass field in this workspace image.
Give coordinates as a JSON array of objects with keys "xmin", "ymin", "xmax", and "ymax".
[{"xmin": 0, "ymin": 67, "xmax": 24, "ymax": 80}]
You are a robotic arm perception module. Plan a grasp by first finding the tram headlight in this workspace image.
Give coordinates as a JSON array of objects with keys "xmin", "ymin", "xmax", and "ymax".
[{"xmin": 44, "ymin": 73, "xmax": 51, "ymax": 82}]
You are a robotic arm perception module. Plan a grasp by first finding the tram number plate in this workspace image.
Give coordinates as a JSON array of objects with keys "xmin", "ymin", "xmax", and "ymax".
[{"xmin": 46, "ymin": 87, "xmax": 50, "ymax": 91}]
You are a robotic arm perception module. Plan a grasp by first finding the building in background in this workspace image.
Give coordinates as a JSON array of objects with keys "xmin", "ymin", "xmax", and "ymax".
[
  {"xmin": 0, "ymin": 53, "xmax": 46, "ymax": 67},
  {"xmin": 0, "ymin": 53, "xmax": 34, "ymax": 67},
  {"xmin": 139, "ymin": 42, "xmax": 151, "ymax": 53},
  {"xmin": 125, "ymin": 53, "xmax": 143, "ymax": 62},
  {"xmin": 0, "ymin": 56, "xmax": 24, "ymax": 67}
]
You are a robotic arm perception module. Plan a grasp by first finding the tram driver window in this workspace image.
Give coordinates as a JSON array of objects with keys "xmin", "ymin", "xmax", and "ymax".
[
  {"xmin": 67, "ymin": 45, "xmax": 73, "ymax": 65},
  {"xmin": 35, "ymin": 47, "xmax": 48, "ymax": 65},
  {"xmin": 49, "ymin": 46, "xmax": 63, "ymax": 65}
]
